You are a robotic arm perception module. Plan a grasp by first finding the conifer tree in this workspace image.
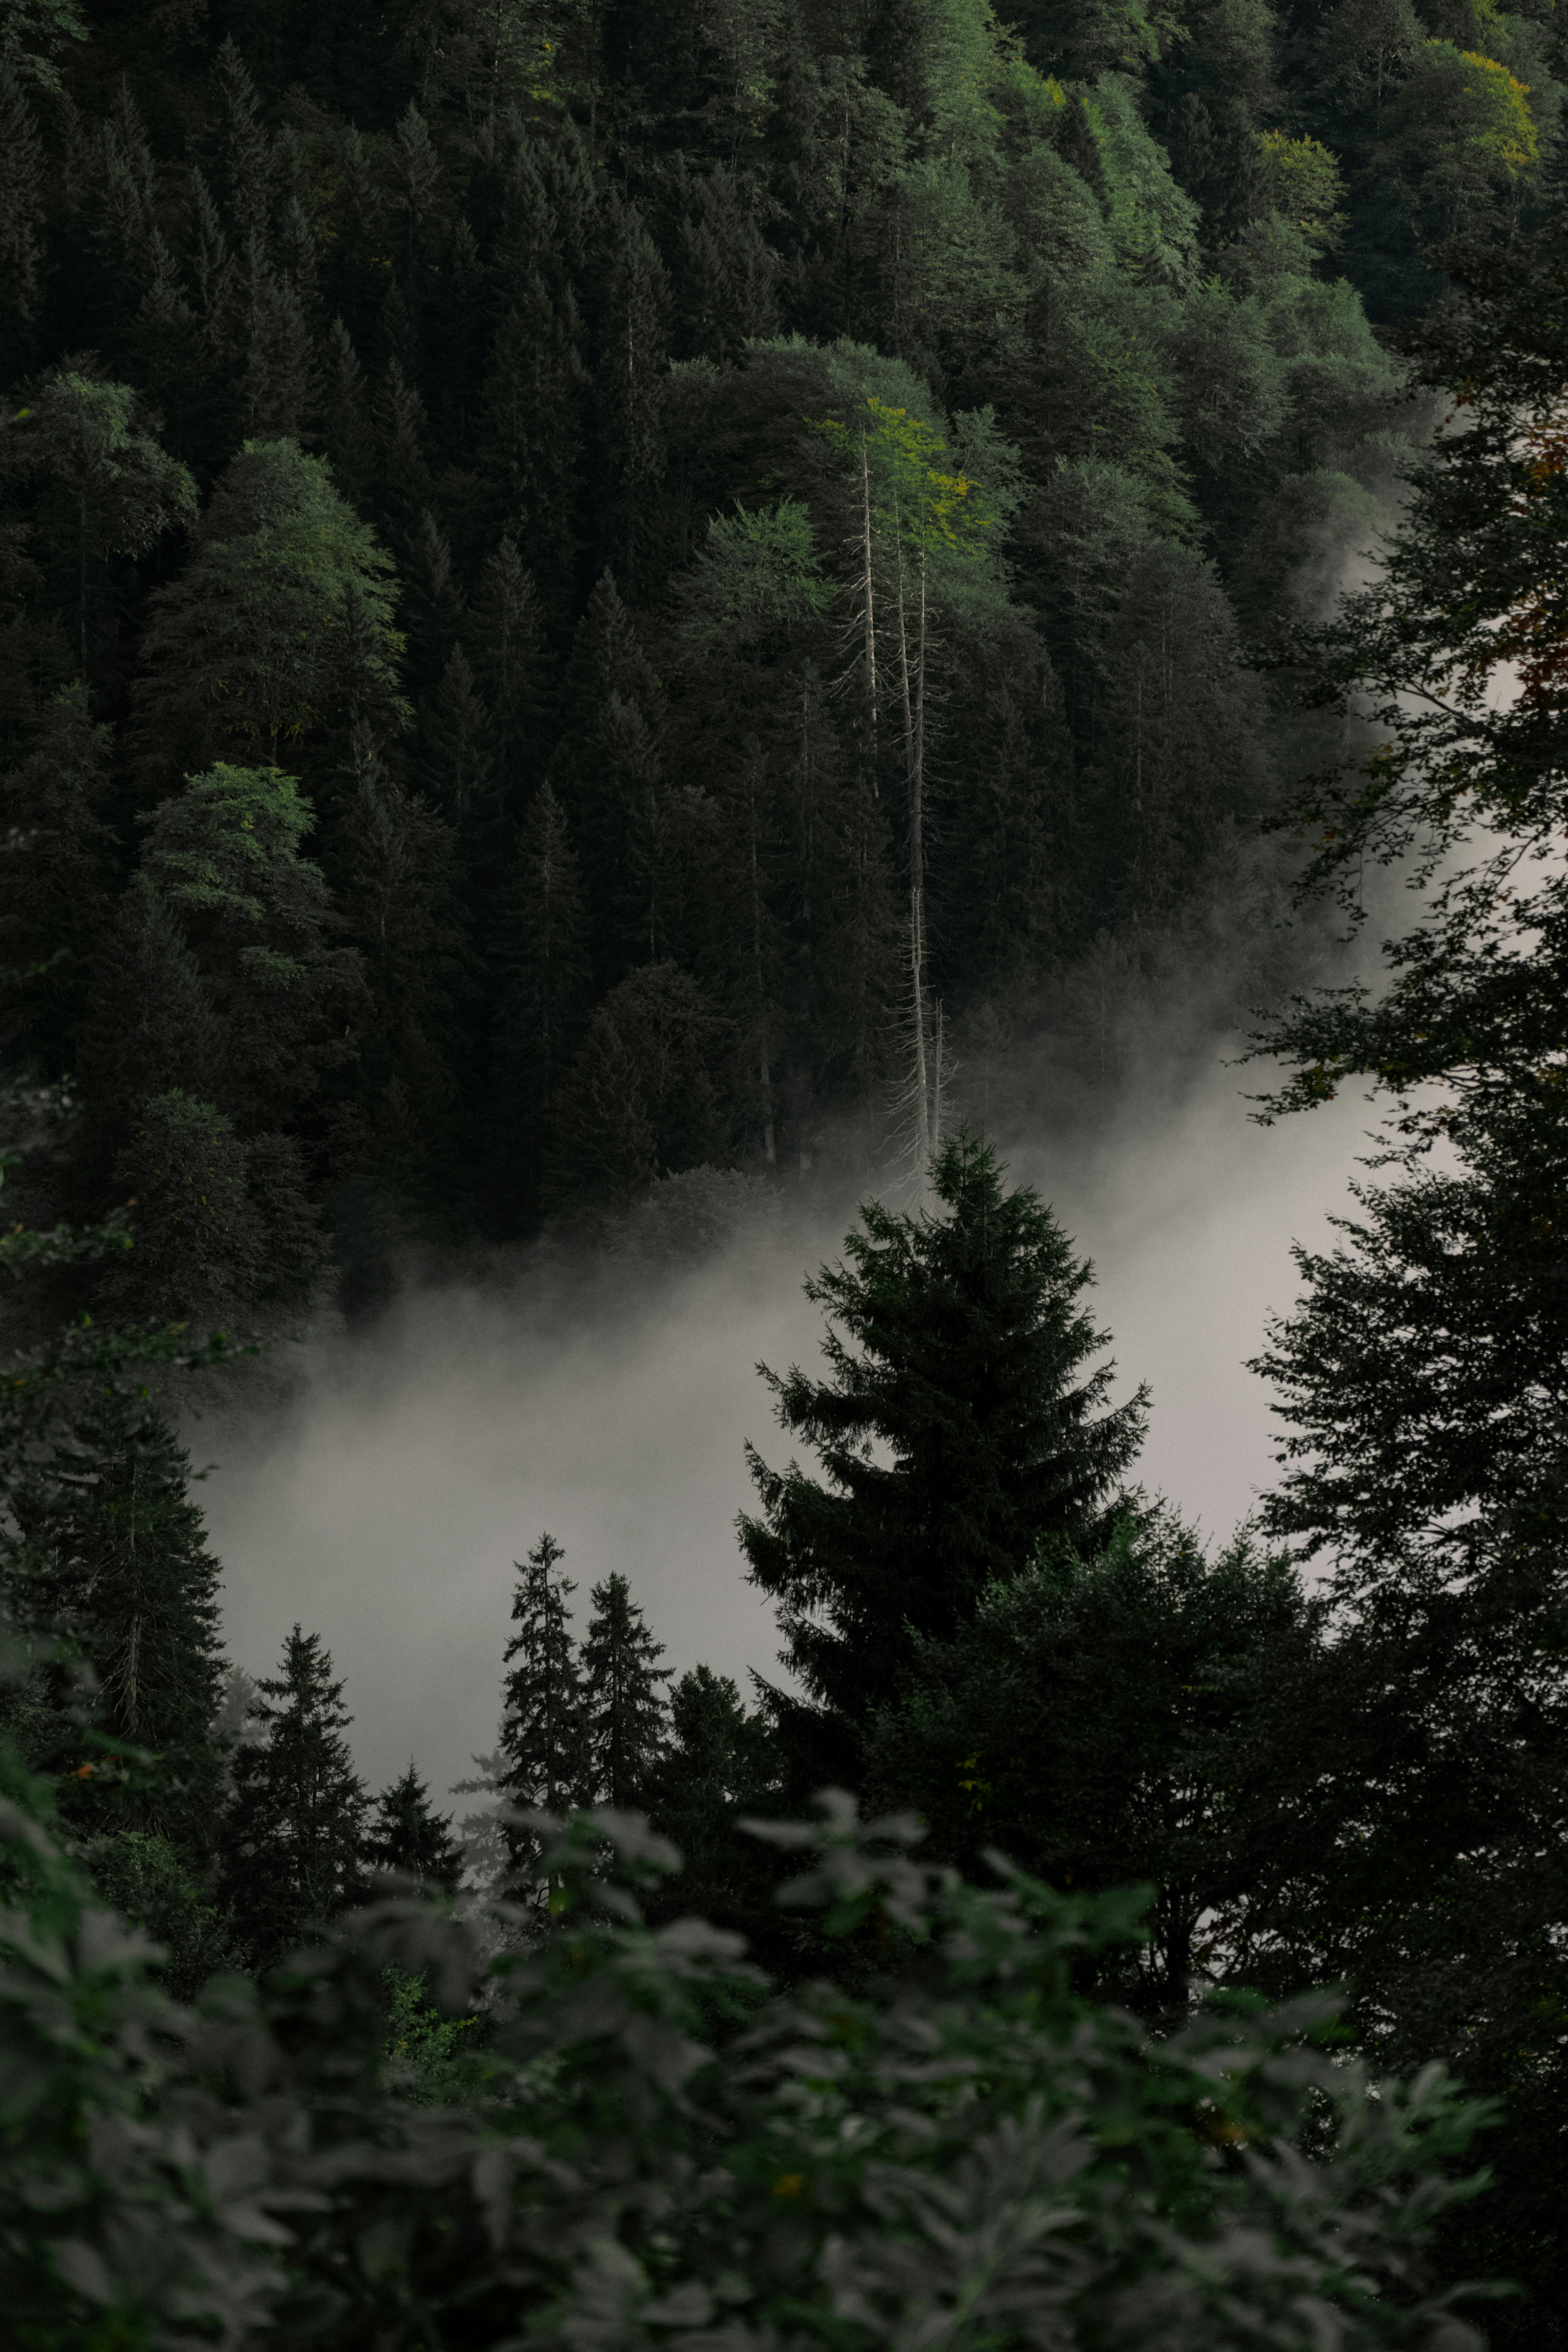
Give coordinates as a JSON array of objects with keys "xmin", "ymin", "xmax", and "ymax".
[
  {"xmin": 479, "ymin": 292, "xmax": 588, "ymax": 614},
  {"xmin": 0, "ymin": 681, "xmax": 114, "ymax": 1075},
  {"xmin": 77, "ymin": 875, "xmax": 224, "ymax": 1121},
  {"xmin": 742, "ymin": 1132, "xmax": 1148, "ymax": 1784},
  {"xmin": 547, "ymin": 963, "xmax": 725, "ymax": 1216},
  {"xmin": 220, "ymin": 1625, "xmax": 368, "ymax": 1974},
  {"xmin": 467, "ymin": 537, "xmax": 549, "ymax": 821},
  {"xmin": 598, "ymin": 197, "xmax": 671, "ymax": 595},
  {"xmin": 646, "ymin": 1663, "xmax": 779, "ymax": 1934},
  {"xmin": 0, "ymin": 63, "xmax": 46, "ymax": 380},
  {"xmin": 140, "ymin": 762, "xmax": 364, "ymax": 1123},
  {"xmin": 418, "ymin": 642, "xmax": 492, "ymax": 821},
  {"xmin": 491, "ymin": 779, "xmax": 590, "ymax": 1225},
  {"xmin": 364, "ymin": 1760, "xmax": 463, "ymax": 1891},
  {"xmin": 581, "ymin": 1572, "xmax": 668, "ymax": 1808},
  {"xmin": 16, "ymin": 1395, "xmax": 227, "ymax": 1854},
  {"xmin": 316, "ymin": 316, "xmax": 375, "ymax": 508},
  {"xmin": 105, "ymin": 1090, "xmax": 262, "ymax": 1329},
  {"xmin": 497, "ymin": 1532, "xmax": 588, "ymax": 1898},
  {"xmin": 550, "ymin": 571, "xmax": 664, "ymax": 984}
]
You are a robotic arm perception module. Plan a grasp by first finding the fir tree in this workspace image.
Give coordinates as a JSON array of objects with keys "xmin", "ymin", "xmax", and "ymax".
[
  {"xmin": 317, "ymin": 316, "xmax": 375, "ymax": 508},
  {"xmin": 497, "ymin": 1532, "xmax": 588, "ymax": 1897},
  {"xmin": 741, "ymin": 1132, "xmax": 1148, "ymax": 1784},
  {"xmin": 597, "ymin": 197, "xmax": 670, "ymax": 596},
  {"xmin": 15, "ymin": 1396, "xmax": 228, "ymax": 1855},
  {"xmin": 479, "ymin": 288, "xmax": 586, "ymax": 614},
  {"xmin": 645, "ymin": 1663, "xmax": 779, "ymax": 1936},
  {"xmin": 491, "ymin": 779, "xmax": 590, "ymax": 1226},
  {"xmin": 0, "ymin": 680, "xmax": 114, "ymax": 1075},
  {"xmin": 77, "ymin": 874, "xmax": 225, "ymax": 1121},
  {"xmin": 364, "ymin": 1760, "xmax": 463, "ymax": 1892},
  {"xmin": 467, "ymin": 537, "xmax": 549, "ymax": 821},
  {"xmin": 0, "ymin": 63, "xmax": 46, "ymax": 380},
  {"xmin": 581, "ymin": 1571, "xmax": 668, "ymax": 1808},
  {"xmin": 220, "ymin": 1625, "xmax": 368, "ymax": 1974}
]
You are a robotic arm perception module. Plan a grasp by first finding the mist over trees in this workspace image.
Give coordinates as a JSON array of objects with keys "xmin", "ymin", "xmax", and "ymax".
[{"xmin": 3, "ymin": 0, "xmax": 1568, "ymax": 2344}]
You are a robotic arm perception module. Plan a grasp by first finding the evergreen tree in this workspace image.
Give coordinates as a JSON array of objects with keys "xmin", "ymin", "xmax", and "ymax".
[
  {"xmin": 467, "ymin": 537, "xmax": 549, "ymax": 822},
  {"xmin": 364, "ymin": 1760, "xmax": 463, "ymax": 1892},
  {"xmin": 581, "ymin": 1571, "xmax": 668, "ymax": 1809},
  {"xmin": 645, "ymin": 1663, "xmax": 780, "ymax": 1936},
  {"xmin": 479, "ymin": 285, "xmax": 586, "ymax": 614},
  {"xmin": 220, "ymin": 1625, "xmax": 368, "ymax": 1974},
  {"xmin": 134, "ymin": 438, "xmax": 404, "ymax": 783},
  {"xmin": 597, "ymin": 198, "xmax": 671, "ymax": 596},
  {"xmin": 497, "ymin": 1532, "xmax": 588, "ymax": 1897},
  {"xmin": 14, "ymin": 1395, "xmax": 227, "ymax": 1855},
  {"xmin": 77, "ymin": 875, "xmax": 225, "ymax": 1122},
  {"xmin": 547, "ymin": 962, "xmax": 725, "ymax": 1217},
  {"xmin": 741, "ymin": 1132, "xmax": 1147, "ymax": 1784},
  {"xmin": 0, "ymin": 63, "xmax": 46, "ymax": 381},
  {"xmin": 105, "ymin": 1090, "xmax": 263, "ymax": 1329},
  {"xmin": 491, "ymin": 779, "xmax": 591, "ymax": 1227},
  {"xmin": 0, "ymin": 680, "xmax": 114, "ymax": 1075},
  {"xmin": 140, "ymin": 762, "xmax": 365, "ymax": 1125}
]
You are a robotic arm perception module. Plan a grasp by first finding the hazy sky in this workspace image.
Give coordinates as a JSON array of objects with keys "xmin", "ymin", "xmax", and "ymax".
[{"xmin": 197, "ymin": 1056, "xmax": 1381, "ymax": 1806}]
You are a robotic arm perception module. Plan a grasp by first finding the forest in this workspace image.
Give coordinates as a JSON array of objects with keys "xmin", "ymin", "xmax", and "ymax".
[{"xmin": 2, "ymin": 0, "xmax": 1567, "ymax": 2342}]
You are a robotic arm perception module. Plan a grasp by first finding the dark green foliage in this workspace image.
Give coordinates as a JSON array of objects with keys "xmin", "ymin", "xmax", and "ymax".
[
  {"xmin": 490, "ymin": 778, "xmax": 590, "ymax": 1226},
  {"xmin": 12, "ymin": 1397, "xmax": 226, "ymax": 1852},
  {"xmin": 0, "ymin": 681, "xmax": 113, "ymax": 1074},
  {"xmin": 547, "ymin": 960, "xmax": 726, "ymax": 1216},
  {"xmin": 365, "ymin": 1760, "xmax": 463, "ymax": 1892},
  {"xmin": 219, "ymin": 1624, "xmax": 368, "ymax": 1974},
  {"xmin": 497, "ymin": 1532, "xmax": 588, "ymax": 1896},
  {"xmin": 646, "ymin": 1663, "xmax": 780, "ymax": 1935},
  {"xmin": 742, "ymin": 1132, "xmax": 1147, "ymax": 1782},
  {"xmin": 865, "ymin": 1509, "xmax": 1313, "ymax": 2012},
  {"xmin": 581, "ymin": 1570, "xmax": 668, "ymax": 1808},
  {"xmin": 0, "ymin": 1773, "xmax": 1501, "ymax": 2352}
]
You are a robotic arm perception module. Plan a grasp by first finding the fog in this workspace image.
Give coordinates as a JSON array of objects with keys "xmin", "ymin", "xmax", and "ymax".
[{"xmin": 198, "ymin": 1054, "xmax": 1382, "ymax": 1806}]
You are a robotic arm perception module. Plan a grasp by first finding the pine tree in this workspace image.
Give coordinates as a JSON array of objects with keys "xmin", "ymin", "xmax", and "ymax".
[
  {"xmin": 417, "ymin": 642, "xmax": 493, "ymax": 821},
  {"xmin": 467, "ymin": 537, "xmax": 549, "ymax": 821},
  {"xmin": 317, "ymin": 316, "xmax": 375, "ymax": 508},
  {"xmin": 491, "ymin": 779, "xmax": 590, "ymax": 1227},
  {"xmin": 581, "ymin": 1572, "xmax": 668, "ymax": 1808},
  {"xmin": 0, "ymin": 63, "xmax": 46, "ymax": 381},
  {"xmin": 547, "ymin": 963, "xmax": 724, "ymax": 1216},
  {"xmin": 550, "ymin": 571, "xmax": 664, "ymax": 985},
  {"xmin": 139, "ymin": 762, "xmax": 364, "ymax": 1125},
  {"xmin": 741, "ymin": 1132, "xmax": 1148, "ymax": 1785},
  {"xmin": 497, "ymin": 1532, "xmax": 589, "ymax": 1899},
  {"xmin": 0, "ymin": 681, "xmax": 115, "ymax": 1076},
  {"xmin": 105, "ymin": 1090, "xmax": 263, "ymax": 1329},
  {"xmin": 15, "ymin": 1396, "xmax": 228, "ymax": 1856},
  {"xmin": 77, "ymin": 875, "xmax": 225, "ymax": 1121},
  {"xmin": 478, "ymin": 290, "xmax": 587, "ymax": 612},
  {"xmin": 220, "ymin": 1625, "xmax": 368, "ymax": 1974},
  {"xmin": 598, "ymin": 197, "xmax": 671, "ymax": 596},
  {"xmin": 364, "ymin": 1761, "xmax": 463, "ymax": 1892},
  {"xmin": 401, "ymin": 507, "xmax": 463, "ymax": 706},
  {"xmin": 645, "ymin": 1664, "xmax": 779, "ymax": 1935}
]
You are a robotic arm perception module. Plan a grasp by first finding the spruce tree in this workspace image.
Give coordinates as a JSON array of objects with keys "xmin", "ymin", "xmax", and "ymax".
[
  {"xmin": 0, "ymin": 681, "xmax": 114, "ymax": 1075},
  {"xmin": 491, "ymin": 779, "xmax": 590, "ymax": 1227},
  {"xmin": 646, "ymin": 1664, "xmax": 779, "ymax": 1935},
  {"xmin": 77, "ymin": 874, "xmax": 225, "ymax": 1122},
  {"xmin": 221, "ymin": 1625, "xmax": 368, "ymax": 1973},
  {"xmin": 15, "ymin": 1396, "xmax": 227, "ymax": 1854},
  {"xmin": 497, "ymin": 1532, "xmax": 588, "ymax": 1897},
  {"xmin": 364, "ymin": 1761, "xmax": 463, "ymax": 1892},
  {"xmin": 581, "ymin": 1572, "xmax": 668, "ymax": 1808},
  {"xmin": 467, "ymin": 537, "xmax": 549, "ymax": 821},
  {"xmin": 741, "ymin": 1132, "xmax": 1148, "ymax": 1784},
  {"xmin": 597, "ymin": 197, "xmax": 670, "ymax": 596}
]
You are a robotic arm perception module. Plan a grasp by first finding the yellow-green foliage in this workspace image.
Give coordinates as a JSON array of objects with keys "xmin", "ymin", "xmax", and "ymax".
[{"xmin": 1254, "ymin": 130, "xmax": 1347, "ymax": 251}]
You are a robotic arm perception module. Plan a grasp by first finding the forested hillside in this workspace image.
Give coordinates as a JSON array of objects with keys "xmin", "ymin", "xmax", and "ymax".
[
  {"xmin": 4, "ymin": 0, "xmax": 1554, "ymax": 1303},
  {"xmin": 4, "ymin": 0, "xmax": 1568, "ymax": 2346}
]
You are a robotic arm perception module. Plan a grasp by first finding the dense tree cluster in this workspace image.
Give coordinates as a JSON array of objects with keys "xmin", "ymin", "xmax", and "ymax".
[
  {"xmin": 5, "ymin": 0, "xmax": 1556, "ymax": 1300},
  {"xmin": 4, "ymin": 0, "xmax": 1568, "ymax": 2344}
]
